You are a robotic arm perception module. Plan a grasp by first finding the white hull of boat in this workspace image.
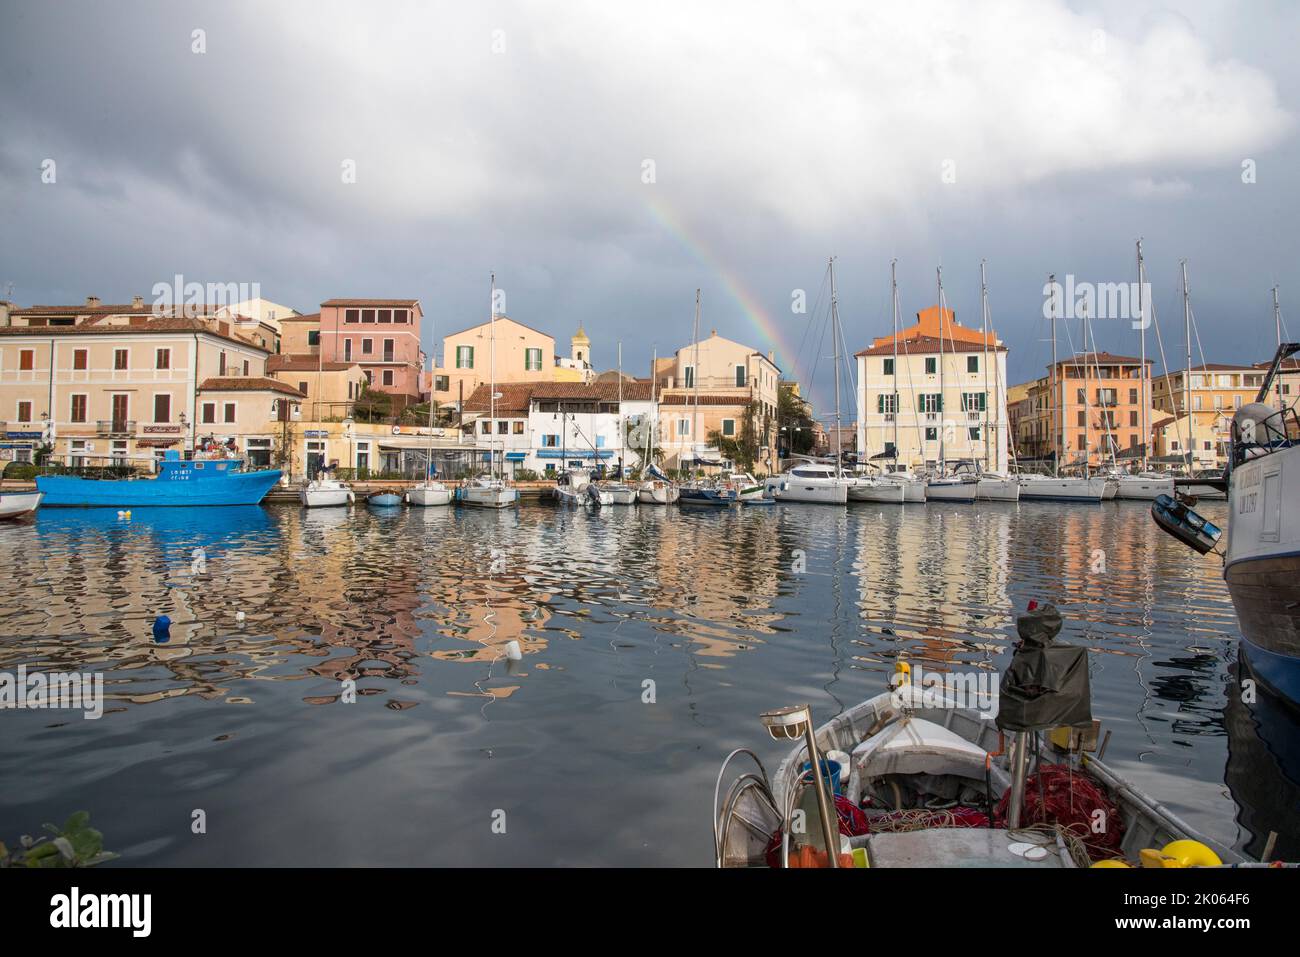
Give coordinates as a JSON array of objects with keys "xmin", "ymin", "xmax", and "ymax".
[
  {"xmin": 461, "ymin": 486, "xmax": 519, "ymax": 508},
  {"xmin": 976, "ymin": 477, "xmax": 1021, "ymax": 501},
  {"xmin": 407, "ymin": 484, "xmax": 452, "ymax": 506},
  {"xmin": 771, "ymin": 480, "xmax": 849, "ymax": 504},
  {"xmin": 1113, "ymin": 476, "xmax": 1174, "ymax": 500},
  {"xmin": 637, "ymin": 483, "xmax": 679, "ymax": 504},
  {"xmin": 1017, "ymin": 476, "xmax": 1107, "ymax": 502},
  {"xmin": 605, "ymin": 485, "xmax": 638, "ymax": 504},
  {"xmin": 847, "ymin": 482, "xmax": 905, "ymax": 504},
  {"xmin": 1184, "ymin": 483, "xmax": 1228, "ymax": 501},
  {"xmin": 884, "ymin": 478, "xmax": 927, "ymax": 502},
  {"xmin": 0, "ymin": 491, "xmax": 42, "ymax": 519},
  {"xmin": 300, "ymin": 484, "xmax": 353, "ymax": 508},
  {"xmin": 926, "ymin": 480, "xmax": 978, "ymax": 502}
]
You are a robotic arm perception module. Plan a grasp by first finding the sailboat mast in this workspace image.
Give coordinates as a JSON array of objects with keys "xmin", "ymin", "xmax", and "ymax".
[
  {"xmin": 1182, "ymin": 260, "xmax": 1193, "ymax": 471},
  {"xmin": 980, "ymin": 260, "xmax": 991, "ymax": 470},
  {"xmin": 648, "ymin": 346, "xmax": 658, "ymax": 469},
  {"xmin": 692, "ymin": 289, "xmax": 701, "ymax": 470},
  {"xmin": 489, "ymin": 272, "xmax": 498, "ymax": 480},
  {"xmin": 1137, "ymin": 240, "xmax": 1148, "ymax": 471},
  {"xmin": 891, "ymin": 258, "xmax": 899, "ymax": 465},
  {"xmin": 1081, "ymin": 301, "xmax": 1090, "ymax": 475},
  {"xmin": 936, "ymin": 266, "xmax": 945, "ymax": 473},
  {"xmin": 617, "ymin": 341, "xmax": 624, "ymax": 476},
  {"xmin": 830, "ymin": 257, "xmax": 843, "ymax": 470},
  {"xmin": 1049, "ymin": 273, "xmax": 1059, "ymax": 476},
  {"xmin": 1274, "ymin": 285, "xmax": 1284, "ymax": 409}
]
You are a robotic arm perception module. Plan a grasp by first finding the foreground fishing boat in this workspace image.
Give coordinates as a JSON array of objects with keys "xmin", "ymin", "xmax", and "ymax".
[
  {"xmin": 37, "ymin": 451, "xmax": 281, "ymax": 507},
  {"xmin": 714, "ymin": 603, "xmax": 1243, "ymax": 869},
  {"xmin": 0, "ymin": 490, "xmax": 42, "ymax": 520}
]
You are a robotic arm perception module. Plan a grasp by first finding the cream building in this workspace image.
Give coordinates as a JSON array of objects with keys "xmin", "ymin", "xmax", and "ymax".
[
  {"xmin": 855, "ymin": 306, "xmax": 1010, "ymax": 473},
  {"xmin": 654, "ymin": 329, "xmax": 781, "ymax": 472},
  {"xmin": 429, "ymin": 315, "xmax": 559, "ymax": 410},
  {"xmin": 1152, "ymin": 362, "xmax": 1266, "ymax": 468}
]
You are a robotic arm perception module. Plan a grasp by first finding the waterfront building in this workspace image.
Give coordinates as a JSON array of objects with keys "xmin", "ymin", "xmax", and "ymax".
[
  {"xmin": 266, "ymin": 353, "xmax": 369, "ymax": 421},
  {"xmin": 0, "ymin": 308, "xmax": 295, "ymax": 467},
  {"xmin": 1012, "ymin": 352, "xmax": 1154, "ymax": 470},
  {"xmin": 461, "ymin": 380, "xmax": 654, "ymax": 476},
  {"xmin": 1151, "ymin": 362, "xmax": 1266, "ymax": 469},
  {"xmin": 653, "ymin": 329, "xmax": 780, "ymax": 473},
  {"xmin": 553, "ymin": 326, "xmax": 597, "ymax": 383},
  {"xmin": 227, "ymin": 297, "xmax": 300, "ymax": 334},
  {"xmin": 854, "ymin": 306, "xmax": 1010, "ymax": 472}
]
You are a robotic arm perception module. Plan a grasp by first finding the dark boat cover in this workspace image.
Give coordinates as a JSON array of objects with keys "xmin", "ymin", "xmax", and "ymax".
[{"xmin": 996, "ymin": 603, "xmax": 1092, "ymax": 733}]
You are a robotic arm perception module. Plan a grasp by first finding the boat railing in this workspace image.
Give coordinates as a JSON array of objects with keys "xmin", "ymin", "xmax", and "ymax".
[{"xmin": 1231, "ymin": 406, "xmax": 1300, "ymax": 467}]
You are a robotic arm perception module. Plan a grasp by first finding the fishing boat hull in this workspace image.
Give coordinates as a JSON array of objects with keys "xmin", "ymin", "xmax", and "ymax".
[
  {"xmin": 637, "ymin": 482, "xmax": 679, "ymax": 504},
  {"xmin": 368, "ymin": 492, "xmax": 402, "ymax": 507},
  {"xmin": 1224, "ymin": 444, "xmax": 1300, "ymax": 707},
  {"xmin": 1114, "ymin": 476, "xmax": 1175, "ymax": 500},
  {"xmin": 976, "ymin": 477, "xmax": 1020, "ymax": 501},
  {"xmin": 38, "ymin": 464, "xmax": 281, "ymax": 507},
  {"xmin": 925, "ymin": 479, "xmax": 978, "ymax": 502},
  {"xmin": 407, "ymin": 484, "xmax": 452, "ymax": 507},
  {"xmin": 301, "ymin": 484, "xmax": 352, "ymax": 507},
  {"xmin": 847, "ymin": 482, "xmax": 905, "ymax": 504},
  {"xmin": 0, "ymin": 490, "xmax": 43, "ymax": 519},
  {"xmin": 1017, "ymin": 476, "xmax": 1107, "ymax": 502}
]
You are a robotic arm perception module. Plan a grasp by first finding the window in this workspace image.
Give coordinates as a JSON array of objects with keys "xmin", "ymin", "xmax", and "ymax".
[
  {"xmin": 383, "ymin": 338, "xmax": 394, "ymax": 362},
  {"xmin": 154, "ymin": 394, "xmax": 171, "ymax": 423},
  {"xmin": 1193, "ymin": 395, "xmax": 1203, "ymax": 411},
  {"xmin": 222, "ymin": 402, "xmax": 236, "ymax": 423},
  {"xmin": 735, "ymin": 365, "xmax": 746, "ymax": 387},
  {"xmin": 362, "ymin": 309, "xmax": 376, "ymax": 323},
  {"xmin": 344, "ymin": 339, "xmax": 353, "ymax": 361},
  {"xmin": 73, "ymin": 349, "xmax": 88, "ymax": 370},
  {"xmin": 543, "ymin": 434, "xmax": 559, "ymax": 447},
  {"xmin": 1129, "ymin": 388, "xmax": 1138, "ymax": 404},
  {"xmin": 114, "ymin": 349, "xmax": 128, "ymax": 370},
  {"xmin": 1077, "ymin": 411, "xmax": 1086, "ymax": 427},
  {"xmin": 394, "ymin": 309, "xmax": 408, "ymax": 323},
  {"xmin": 967, "ymin": 356, "xmax": 978, "ymax": 373},
  {"xmin": 219, "ymin": 352, "xmax": 227, "ymax": 375},
  {"xmin": 969, "ymin": 427, "xmax": 980, "ymax": 440},
  {"xmin": 722, "ymin": 418, "xmax": 736, "ymax": 436},
  {"xmin": 70, "ymin": 394, "xmax": 87, "ymax": 423},
  {"xmin": 365, "ymin": 371, "xmax": 373, "ymax": 385},
  {"xmin": 480, "ymin": 420, "xmax": 491, "ymax": 435},
  {"xmin": 877, "ymin": 393, "xmax": 898, "ymax": 413},
  {"xmin": 19, "ymin": 349, "xmax": 34, "ymax": 371},
  {"xmin": 362, "ymin": 338, "xmax": 374, "ymax": 355},
  {"xmin": 961, "ymin": 392, "xmax": 986, "ymax": 412},
  {"xmin": 924, "ymin": 427, "xmax": 937, "ymax": 440},
  {"xmin": 298, "ymin": 381, "xmax": 308, "ymax": 396},
  {"xmin": 434, "ymin": 374, "xmax": 449, "ymax": 391},
  {"xmin": 682, "ymin": 366, "xmax": 695, "ymax": 389},
  {"xmin": 242, "ymin": 360, "xmax": 250, "ymax": 377},
  {"xmin": 1078, "ymin": 435, "xmax": 1086, "ymax": 450},
  {"xmin": 920, "ymin": 393, "xmax": 942, "ymax": 413},
  {"xmin": 925, "ymin": 357, "xmax": 937, "ymax": 375},
  {"xmin": 512, "ymin": 421, "xmax": 524, "ymax": 435},
  {"xmin": 456, "ymin": 345, "xmax": 473, "ymax": 368},
  {"xmin": 883, "ymin": 358, "xmax": 894, "ymax": 376},
  {"xmin": 382, "ymin": 370, "xmax": 394, "ymax": 386},
  {"xmin": 156, "ymin": 348, "xmax": 170, "ymax": 369},
  {"xmin": 497, "ymin": 421, "xmax": 509, "ymax": 435},
  {"xmin": 345, "ymin": 309, "xmax": 360, "ymax": 324},
  {"xmin": 677, "ymin": 418, "xmax": 691, "ymax": 436},
  {"xmin": 378, "ymin": 309, "xmax": 392, "ymax": 323},
  {"xmin": 17, "ymin": 401, "xmax": 32, "ymax": 422},
  {"xmin": 201, "ymin": 402, "xmax": 216, "ymax": 424},
  {"xmin": 525, "ymin": 348, "xmax": 543, "ymax": 372}
]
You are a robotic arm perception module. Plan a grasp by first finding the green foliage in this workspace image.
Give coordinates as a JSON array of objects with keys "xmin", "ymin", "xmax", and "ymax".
[
  {"xmin": 352, "ymin": 384, "xmax": 393, "ymax": 422},
  {"xmin": 779, "ymin": 383, "xmax": 817, "ymax": 456},
  {"xmin": 0, "ymin": 811, "xmax": 118, "ymax": 869},
  {"xmin": 513, "ymin": 469, "xmax": 540, "ymax": 481}
]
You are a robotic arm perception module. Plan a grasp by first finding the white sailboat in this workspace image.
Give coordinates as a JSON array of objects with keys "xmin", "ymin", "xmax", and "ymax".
[
  {"xmin": 769, "ymin": 258, "xmax": 852, "ymax": 505},
  {"xmin": 847, "ymin": 476, "xmax": 906, "ymax": 503},
  {"xmin": 925, "ymin": 267, "xmax": 978, "ymax": 503},
  {"xmin": 408, "ymin": 343, "xmax": 452, "ymax": 507},
  {"xmin": 974, "ymin": 262, "xmax": 1020, "ymax": 502},
  {"xmin": 460, "ymin": 272, "xmax": 520, "ymax": 509},
  {"xmin": 869, "ymin": 260, "xmax": 923, "ymax": 503},
  {"xmin": 600, "ymin": 342, "xmax": 638, "ymax": 504},
  {"xmin": 301, "ymin": 472, "xmax": 354, "ymax": 507}
]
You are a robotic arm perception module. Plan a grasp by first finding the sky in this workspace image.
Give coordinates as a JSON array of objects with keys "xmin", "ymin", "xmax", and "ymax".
[{"xmin": 2, "ymin": 0, "xmax": 1297, "ymax": 417}]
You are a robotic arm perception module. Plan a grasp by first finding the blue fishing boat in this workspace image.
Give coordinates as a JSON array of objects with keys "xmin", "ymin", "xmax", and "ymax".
[
  {"xmin": 35, "ymin": 450, "xmax": 281, "ymax": 507},
  {"xmin": 368, "ymin": 491, "xmax": 402, "ymax": 507}
]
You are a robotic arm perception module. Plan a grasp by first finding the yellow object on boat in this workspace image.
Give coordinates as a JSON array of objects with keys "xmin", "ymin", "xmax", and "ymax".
[
  {"xmin": 1091, "ymin": 859, "xmax": 1131, "ymax": 868},
  {"xmin": 893, "ymin": 661, "xmax": 911, "ymax": 686},
  {"xmin": 1139, "ymin": 840, "xmax": 1223, "ymax": 868}
]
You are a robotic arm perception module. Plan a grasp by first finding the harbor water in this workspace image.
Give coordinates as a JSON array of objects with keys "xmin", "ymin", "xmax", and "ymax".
[{"xmin": 0, "ymin": 500, "xmax": 1295, "ymax": 864}]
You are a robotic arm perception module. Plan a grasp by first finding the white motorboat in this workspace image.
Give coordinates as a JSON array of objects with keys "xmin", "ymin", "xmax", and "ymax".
[
  {"xmin": 1184, "ymin": 469, "xmax": 1229, "ymax": 501},
  {"xmin": 925, "ymin": 475, "xmax": 978, "ymax": 502},
  {"xmin": 766, "ymin": 461, "xmax": 850, "ymax": 505},
  {"xmin": 553, "ymin": 469, "xmax": 591, "ymax": 506},
  {"xmin": 601, "ymin": 482, "xmax": 638, "ymax": 504},
  {"xmin": 301, "ymin": 477, "xmax": 354, "ymax": 508},
  {"xmin": 0, "ymin": 490, "xmax": 42, "ymax": 520},
  {"xmin": 1016, "ymin": 474, "xmax": 1107, "ymax": 502},
  {"xmin": 976, "ymin": 475, "xmax": 1021, "ymax": 501},
  {"xmin": 1112, "ymin": 472, "xmax": 1173, "ymax": 501},
  {"xmin": 460, "ymin": 476, "xmax": 519, "ymax": 509},
  {"xmin": 586, "ymin": 483, "xmax": 614, "ymax": 507},
  {"xmin": 637, "ymin": 479, "xmax": 679, "ymax": 504},
  {"xmin": 720, "ymin": 471, "xmax": 765, "ymax": 502},
  {"xmin": 407, "ymin": 482, "xmax": 452, "ymax": 507},
  {"xmin": 847, "ymin": 478, "xmax": 905, "ymax": 503}
]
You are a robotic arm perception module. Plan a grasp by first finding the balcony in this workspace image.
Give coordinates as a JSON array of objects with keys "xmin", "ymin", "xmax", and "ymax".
[{"xmin": 96, "ymin": 420, "xmax": 137, "ymax": 436}]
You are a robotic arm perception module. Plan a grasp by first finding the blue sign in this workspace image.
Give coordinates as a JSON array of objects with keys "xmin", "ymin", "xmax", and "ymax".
[{"xmin": 5, "ymin": 431, "xmax": 42, "ymax": 439}]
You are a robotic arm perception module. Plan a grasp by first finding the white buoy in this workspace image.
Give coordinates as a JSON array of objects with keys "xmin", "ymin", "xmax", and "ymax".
[
  {"xmin": 235, "ymin": 610, "xmax": 246, "ymax": 624},
  {"xmin": 117, "ymin": 510, "xmax": 125, "ymax": 519},
  {"xmin": 503, "ymin": 640, "xmax": 522, "ymax": 661}
]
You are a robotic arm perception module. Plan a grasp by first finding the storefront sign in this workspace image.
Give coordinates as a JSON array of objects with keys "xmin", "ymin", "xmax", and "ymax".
[
  {"xmin": 142, "ymin": 425, "xmax": 182, "ymax": 434},
  {"xmin": 5, "ymin": 431, "xmax": 42, "ymax": 440}
]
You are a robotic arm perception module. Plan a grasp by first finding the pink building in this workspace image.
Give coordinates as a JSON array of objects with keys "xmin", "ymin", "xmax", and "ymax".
[{"xmin": 317, "ymin": 299, "xmax": 425, "ymax": 408}]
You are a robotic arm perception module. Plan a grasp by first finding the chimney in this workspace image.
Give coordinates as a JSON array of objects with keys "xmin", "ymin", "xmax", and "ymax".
[
  {"xmin": 132, "ymin": 296, "xmax": 144, "ymax": 309},
  {"xmin": 710, "ymin": 328, "xmax": 717, "ymax": 337},
  {"xmin": 85, "ymin": 296, "xmax": 101, "ymax": 308}
]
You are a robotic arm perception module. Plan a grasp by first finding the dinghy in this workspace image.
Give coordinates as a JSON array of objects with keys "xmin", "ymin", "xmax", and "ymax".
[{"xmin": 0, "ymin": 490, "xmax": 42, "ymax": 520}]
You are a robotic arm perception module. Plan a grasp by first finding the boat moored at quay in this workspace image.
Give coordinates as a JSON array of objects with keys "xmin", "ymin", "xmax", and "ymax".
[{"xmin": 35, "ymin": 450, "xmax": 281, "ymax": 507}]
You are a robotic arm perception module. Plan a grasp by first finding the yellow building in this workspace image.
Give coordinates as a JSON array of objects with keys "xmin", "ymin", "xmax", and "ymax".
[
  {"xmin": 1151, "ymin": 362, "xmax": 1265, "ymax": 468},
  {"xmin": 429, "ymin": 315, "xmax": 560, "ymax": 409}
]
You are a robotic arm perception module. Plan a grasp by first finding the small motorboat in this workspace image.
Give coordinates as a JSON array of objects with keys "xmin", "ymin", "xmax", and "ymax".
[
  {"xmin": 847, "ymin": 477, "xmax": 906, "ymax": 504},
  {"xmin": 553, "ymin": 469, "xmax": 592, "ymax": 506},
  {"xmin": 637, "ymin": 479, "xmax": 680, "ymax": 504},
  {"xmin": 368, "ymin": 490, "xmax": 402, "ymax": 507},
  {"xmin": 600, "ymin": 481, "xmax": 638, "ymax": 504},
  {"xmin": 678, "ymin": 483, "xmax": 737, "ymax": 507},
  {"xmin": 714, "ymin": 603, "xmax": 1243, "ymax": 869},
  {"xmin": 586, "ymin": 483, "xmax": 614, "ymax": 507},
  {"xmin": 1151, "ymin": 493, "xmax": 1222, "ymax": 555},
  {"xmin": 0, "ymin": 490, "xmax": 42, "ymax": 520},
  {"xmin": 721, "ymin": 471, "xmax": 765, "ymax": 502},
  {"xmin": 301, "ymin": 476, "xmax": 354, "ymax": 508}
]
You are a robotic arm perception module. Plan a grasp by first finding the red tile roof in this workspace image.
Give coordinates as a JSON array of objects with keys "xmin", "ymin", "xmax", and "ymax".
[
  {"xmin": 461, "ymin": 379, "xmax": 655, "ymax": 412},
  {"xmin": 658, "ymin": 393, "xmax": 756, "ymax": 407},
  {"xmin": 199, "ymin": 376, "xmax": 305, "ymax": 397},
  {"xmin": 0, "ymin": 316, "xmax": 270, "ymax": 351},
  {"xmin": 461, "ymin": 383, "xmax": 535, "ymax": 413},
  {"xmin": 267, "ymin": 353, "xmax": 356, "ymax": 373},
  {"xmin": 1057, "ymin": 351, "xmax": 1148, "ymax": 366},
  {"xmin": 856, "ymin": 335, "xmax": 1008, "ymax": 357},
  {"xmin": 278, "ymin": 312, "xmax": 321, "ymax": 323},
  {"xmin": 321, "ymin": 299, "xmax": 419, "ymax": 307}
]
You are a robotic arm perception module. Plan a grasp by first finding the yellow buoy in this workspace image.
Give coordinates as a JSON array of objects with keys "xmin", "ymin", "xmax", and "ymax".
[
  {"xmin": 1091, "ymin": 858, "xmax": 1131, "ymax": 868},
  {"xmin": 1160, "ymin": 840, "xmax": 1222, "ymax": 868}
]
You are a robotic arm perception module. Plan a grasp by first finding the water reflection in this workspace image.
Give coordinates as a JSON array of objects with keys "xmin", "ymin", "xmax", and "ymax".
[{"xmin": 0, "ymin": 498, "xmax": 1290, "ymax": 864}]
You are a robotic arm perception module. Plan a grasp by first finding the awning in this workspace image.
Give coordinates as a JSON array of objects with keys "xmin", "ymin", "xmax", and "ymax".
[
  {"xmin": 506, "ymin": 452, "xmax": 527, "ymax": 461},
  {"xmin": 536, "ymin": 449, "xmax": 613, "ymax": 459}
]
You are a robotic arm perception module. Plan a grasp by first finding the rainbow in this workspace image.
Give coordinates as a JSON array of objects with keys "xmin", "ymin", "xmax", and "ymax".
[{"xmin": 643, "ymin": 197, "xmax": 804, "ymax": 377}]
